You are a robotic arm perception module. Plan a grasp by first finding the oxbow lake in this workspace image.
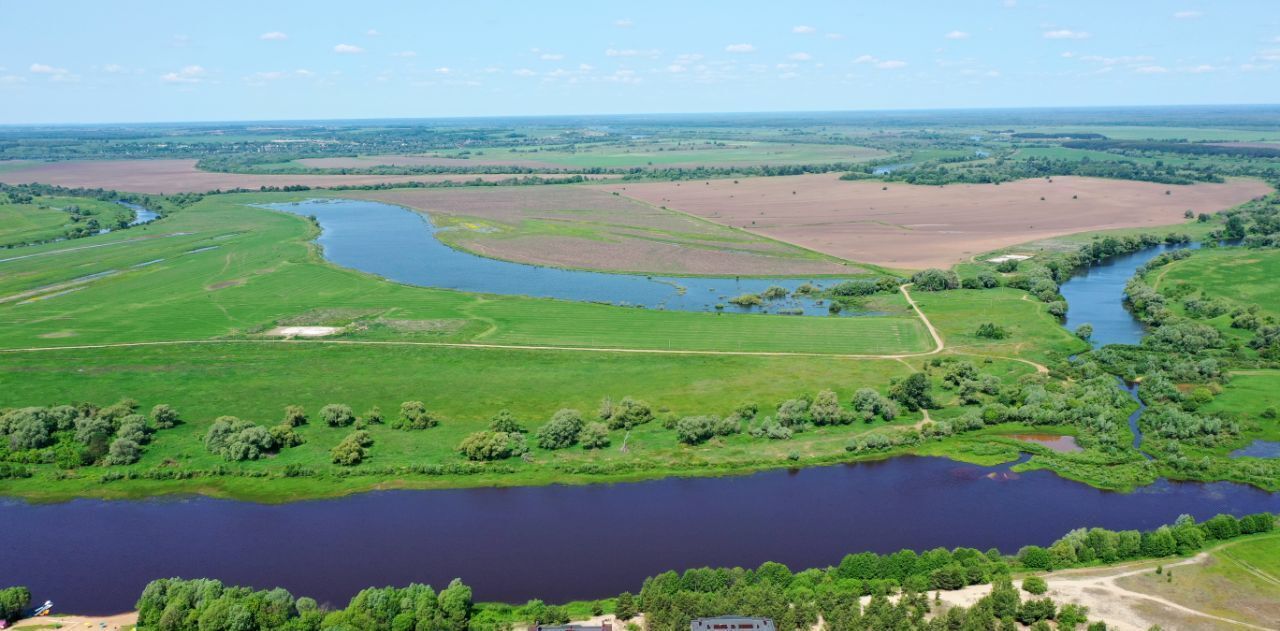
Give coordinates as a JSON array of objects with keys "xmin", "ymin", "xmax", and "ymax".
[
  {"xmin": 266, "ymin": 199, "xmax": 873, "ymax": 316},
  {"xmin": 2, "ymin": 216, "xmax": 1277, "ymax": 613}
]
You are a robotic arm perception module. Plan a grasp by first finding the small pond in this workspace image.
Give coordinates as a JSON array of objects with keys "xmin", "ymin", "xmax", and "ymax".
[{"xmin": 1007, "ymin": 434, "xmax": 1083, "ymax": 453}]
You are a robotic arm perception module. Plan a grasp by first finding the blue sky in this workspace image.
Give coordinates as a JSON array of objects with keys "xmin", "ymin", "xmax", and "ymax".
[{"xmin": 2, "ymin": 0, "xmax": 1278, "ymax": 124}]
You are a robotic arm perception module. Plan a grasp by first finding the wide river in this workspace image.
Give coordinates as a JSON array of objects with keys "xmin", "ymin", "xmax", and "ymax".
[{"xmin": 2, "ymin": 203, "xmax": 1276, "ymax": 614}]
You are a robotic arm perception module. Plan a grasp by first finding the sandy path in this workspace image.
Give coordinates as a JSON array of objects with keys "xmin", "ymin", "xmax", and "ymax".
[
  {"xmin": 10, "ymin": 611, "xmax": 137, "ymax": 629},
  {"xmin": 916, "ymin": 548, "xmax": 1276, "ymax": 631}
]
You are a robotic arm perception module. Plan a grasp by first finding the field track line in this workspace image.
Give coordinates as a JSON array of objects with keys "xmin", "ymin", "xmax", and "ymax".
[
  {"xmin": 0, "ymin": 338, "xmax": 933, "ymax": 360},
  {"xmin": 0, "ymin": 287, "xmax": 967, "ymax": 361}
]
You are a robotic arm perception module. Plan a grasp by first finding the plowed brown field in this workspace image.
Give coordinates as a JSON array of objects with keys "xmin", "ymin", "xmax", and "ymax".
[
  {"xmin": 0, "ymin": 159, "xmax": 610, "ymax": 194},
  {"xmin": 596, "ymin": 175, "xmax": 1272, "ymax": 269}
]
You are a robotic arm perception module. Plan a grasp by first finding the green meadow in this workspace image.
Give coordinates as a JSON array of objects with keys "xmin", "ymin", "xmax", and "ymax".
[{"xmin": 0, "ymin": 190, "xmax": 1084, "ymax": 500}]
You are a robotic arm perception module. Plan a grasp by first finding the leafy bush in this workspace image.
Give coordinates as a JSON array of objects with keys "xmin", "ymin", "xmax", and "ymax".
[
  {"xmin": 536, "ymin": 409, "xmax": 584, "ymax": 450},
  {"xmin": 910, "ymin": 268, "xmax": 960, "ymax": 291},
  {"xmin": 975, "ymin": 322, "xmax": 1008, "ymax": 339},
  {"xmin": 489, "ymin": 409, "xmax": 525, "ymax": 433},
  {"xmin": 331, "ymin": 430, "xmax": 372, "ymax": 466},
  {"xmin": 320, "ymin": 403, "xmax": 356, "ymax": 427},
  {"xmin": 394, "ymin": 401, "xmax": 438, "ymax": 430},
  {"xmin": 204, "ymin": 416, "xmax": 277, "ymax": 462},
  {"xmin": 105, "ymin": 437, "xmax": 142, "ymax": 465},
  {"xmin": 281, "ymin": 405, "xmax": 308, "ymax": 427},
  {"xmin": 151, "ymin": 404, "xmax": 180, "ymax": 429},
  {"xmin": 458, "ymin": 431, "xmax": 519, "ymax": 461},
  {"xmin": 600, "ymin": 396, "xmax": 653, "ymax": 430},
  {"xmin": 1021, "ymin": 576, "xmax": 1048, "ymax": 595},
  {"xmin": 579, "ymin": 422, "xmax": 611, "ymax": 449},
  {"xmin": 675, "ymin": 415, "xmax": 739, "ymax": 445}
]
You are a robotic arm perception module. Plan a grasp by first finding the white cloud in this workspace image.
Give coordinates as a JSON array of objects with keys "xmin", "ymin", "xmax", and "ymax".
[
  {"xmin": 579, "ymin": 63, "xmax": 595, "ymax": 71},
  {"xmin": 853, "ymin": 55, "xmax": 907, "ymax": 69},
  {"xmin": 788, "ymin": 52, "xmax": 812, "ymax": 61},
  {"xmin": 605, "ymin": 48, "xmax": 660, "ymax": 58},
  {"xmin": 103, "ymin": 64, "xmax": 125, "ymax": 73},
  {"xmin": 539, "ymin": 53, "xmax": 565, "ymax": 61},
  {"xmin": 1003, "ymin": 0, "xmax": 1017, "ymax": 7},
  {"xmin": 614, "ymin": 18, "xmax": 634, "ymax": 28},
  {"xmin": 779, "ymin": 71, "xmax": 799, "ymax": 80},
  {"xmin": 725, "ymin": 43, "xmax": 756, "ymax": 53},
  {"xmin": 1078, "ymin": 54, "xmax": 1154, "ymax": 66},
  {"xmin": 1173, "ymin": 10, "xmax": 1202, "ymax": 19},
  {"xmin": 1182, "ymin": 64, "xmax": 1216, "ymax": 73},
  {"xmin": 945, "ymin": 30, "xmax": 970, "ymax": 40},
  {"xmin": 160, "ymin": 65, "xmax": 206, "ymax": 83},
  {"xmin": 1134, "ymin": 65, "xmax": 1169, "ymax": 73},
  {"xmin": 295, "ymin": 69, "xmax": 316, "ymax": 77},
  {"xmin": 391, "ymin": 50, "xmax": 417, "ymax": 58},
  {"xmin": 333, "ymin": 44, "xmax": 364, "ymax": 54},
  {"xmin": 825, "ymin": 33, "xmax": 844, "ymax": 40},
  {"xmin": 30, "ymin": 63, "xmax": 68, "ymax": 74},
  {"xmin": 434, "ymin": 67, "xmax": 451, "ymax": 74},
  {"xmin": 1043, "ymin": 29, "xmax": 1090, "ymax": 39},
  {"xmin": 172, "ymin": 35, "xmax": 191, "ymax": 47},
  {"xmin": 792, "ymin": 25, "xmax": 816, "ymax": 34},
  {"xmin": 512, "ymin": 68, "xmax": 536, "ymax": 77},
  {"xmin": 259, "ymin": 31, "xmax": 288, "ymax": 41},
  {"xmin": 667, "ymin": 64, "xmax": 687, "ymax": 73},
  {"xmin": 366, "ymin": 29, "xmax": 380, "ymax": 36}
]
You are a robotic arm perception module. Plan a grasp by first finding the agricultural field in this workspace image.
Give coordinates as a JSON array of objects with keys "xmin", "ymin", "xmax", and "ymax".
[
  {"xmin": 350, "ymin": 185, "xmax": 858, "ymax": 275},
  {"xmin": 0, "ymin": 159, "xmax": 611, "ymax": 194},
  {"xmin": 282, "ymin": 140, "xmax": 887, "ymax": 171},
  {"xmin": 596, "ymin": 174, "xmax": 1270, "ymax": 269}
]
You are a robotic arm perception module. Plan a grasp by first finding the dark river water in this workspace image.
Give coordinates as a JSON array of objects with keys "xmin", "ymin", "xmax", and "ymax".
[
  {"xmin": 2, "ymin": 212, "xmax": 1276, "ymax": 614},
  {"xmin": 265, "ymin": 199, "xmax": 865, "ymax": 316},
  {"xmin": 3, "ymin": 458, "xmax": 1276, "ymax": 614}
]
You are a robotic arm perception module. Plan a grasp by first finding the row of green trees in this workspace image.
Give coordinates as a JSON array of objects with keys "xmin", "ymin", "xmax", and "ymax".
[
  {"xmin": 0, "ymin": 400, "xmax": 178, "ymax": 468},
  {"xmin": 133, "ymin": 577, "xmax": 474, "ymax": 631}
]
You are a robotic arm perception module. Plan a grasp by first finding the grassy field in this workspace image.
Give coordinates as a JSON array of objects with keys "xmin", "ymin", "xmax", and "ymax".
[
  {"xmin": 0, "ymin": 340, "xmax": 1056, "ymax": 502},
  {"xmin": 0, "ymin": 195, "xmax": 133, "ymax": 247},
  {"xmin": 1151, "ymin": 246, "xmax": 1280, "ymax": 319},
  {"xmin": 0, "ymin": 193, "xmax": 924, "ymax": 353},
  {"xmin": 0, "ymin": 188, "xmax": 1112, "ymax": 501},
  {"xmin": 1115, "ymin": 534, "xmax": 1280, "ymax": 629}
]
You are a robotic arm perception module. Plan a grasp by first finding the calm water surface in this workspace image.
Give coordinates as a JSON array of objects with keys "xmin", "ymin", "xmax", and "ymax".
[
  {"xmin": 1231, "ymin": 440, "xmax": 1280, "ymax": 458},
  {"xmin": 3, "ymin": 457, "xmax": 1276, "ymax": 614},
  {"xmin": 266, "ymin": 199, "xmax": 863, "ymax": 316}
]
